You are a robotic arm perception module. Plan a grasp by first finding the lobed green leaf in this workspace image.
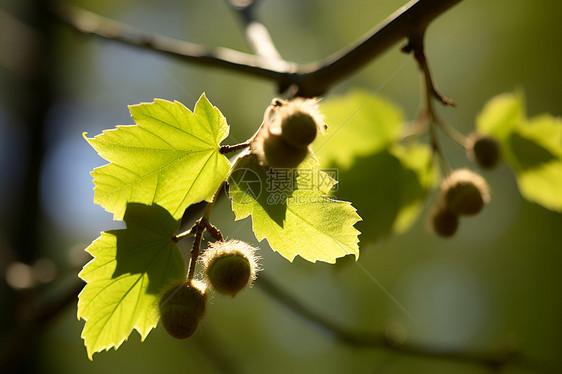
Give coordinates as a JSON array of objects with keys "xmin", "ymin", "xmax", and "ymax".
[
  {"xmin": 228, "ymin": 154, "xmax": 361, "ymax": 263},
  {"xmin": 477, "ymin": 92, "xmax": 562, "ymax": 212},
  {"xmin": 315, "ymin": 90, "xmax": 404, "ymax": 170},
  {"xmin": 85, "ymin": 94, "xmax": 231, "ymax": 221},
  {"xmin": 78, "ymin": 203, "xmax": 186, "ymax": 359},
  {"xmin": 314, "ymin": 90, "xmax": 436, "ymax": 244}
]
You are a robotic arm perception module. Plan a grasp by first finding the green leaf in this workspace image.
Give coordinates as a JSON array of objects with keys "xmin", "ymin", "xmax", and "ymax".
[
  {"xmin": 334, "ymin": 144, "xmax": 436, "ymax": 244},
  {"xmin": 315, "ymin": 90, "xmax": 404, "ymax": 170},
  {"xmin": 507, "ymin": 117, "xmax": 562, "ymax": 211},
  {"xmin": 313, "ymin": 90, "xmax": 436, "ymax": 243},
  {"xmin": 78, "ymin": 203, "xmax": 186, "ymax": 359},
  {"xmin": 228, "ymin": 153, "xmax": 361, "ymax": 263},
  {"xmin": 477, "ymin": 92, "xmax": 562, "ymax": 212},
  {"xmin": 85, "ymin": 94, "xmax": 231, "ymax": 220},
  {"xmin": 476, "ymin": 91, "xmax": 525, "ymax": 141}
]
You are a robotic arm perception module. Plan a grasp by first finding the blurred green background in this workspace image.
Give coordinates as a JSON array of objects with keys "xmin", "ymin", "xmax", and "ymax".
[{"xmin": 1, "ymin": 0, "xmax": 561, "ymax": 373}]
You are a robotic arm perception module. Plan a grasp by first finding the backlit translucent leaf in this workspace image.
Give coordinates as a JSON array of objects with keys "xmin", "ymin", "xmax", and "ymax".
[
  {"xmin": 314, "ymin": 90, "xmax": 436, "ymax": 243},
  {"xmin": 228, "ymin": 153, "xmax": 361, "ymax": 263},
  {"xmin": 78, "ymin": 203, "xmax": 186, "ymax": 359},
  {"xmin": 85, "ymin": 94, "xmax": 231, "ymax": 220},
  {"xmin": 315, "ymin": 90, "xmax": 404, "ymax": 170},
  {"xmin": 476, "ymin": 92, "xmax": 562, "ymax": 212},
  {"xmin": 476, "ymin": 91, "xmax": 525, "ymax": 141},
  {"xmin": 332, "ymin": 144, "xmax": 436, "ymax": 244}
]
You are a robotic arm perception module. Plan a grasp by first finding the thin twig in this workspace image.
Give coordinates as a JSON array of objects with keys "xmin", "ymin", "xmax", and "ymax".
[
  {"xmin": 50, "ymin": 0, "xmax": 295, "ymax": 83},
  {"xmin": 257, "ymin": 273, "xmax": 546, "ymax": 372},
  {"xmin": 52, "ymin": 0, "xmax": 463, "ymax": 97},
  {"xmin": 173, "ymin": 223, "xmax": 198, "ymax": 243},
  {"xmin": 404, "ymin": 28, "xmax": 460, "ymax": 174},
  {"xmin": 227, "ymin": 0, "xmax": 284, "ymax": 64},
  {"xmin": 184, "ymin": 183, "xmax": 226, "ymax": 279},
  {"xmin": 187, "ymin": 222, "xmax": 205, "ymax": 281},
  {"xmin": 435, "ymin": 116, "xmax": 469, "ymax": 148}
]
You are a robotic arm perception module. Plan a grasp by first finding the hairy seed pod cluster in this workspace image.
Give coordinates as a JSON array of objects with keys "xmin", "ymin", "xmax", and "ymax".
[
  {"xmin": 430, "ymin": 169, "xmax": 490, "ymax": 237},
  {"xmin": 466, "ymin": 133, "xmax": 501, "ymax": 169},
  {"xmin": 251, "ymin": 98, "xmax": 325, "ymax": 169},
  {"xmin": 201, "ymin": 240, "xmax": 259, "ymax": 297},
  {"xmin": 158, "ymin": 280, "xmax": 207, "ymax": 339}
]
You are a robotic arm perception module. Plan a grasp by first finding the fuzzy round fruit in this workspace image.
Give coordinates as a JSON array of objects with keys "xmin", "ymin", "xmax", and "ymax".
[
  {"xmin": 279, "ymin": 110, "xmax": 318, "ymax": 149},
  {"xmin": 201, "ymin": 240, "xmax": 259, "ymax": 297},
  {"xmin": 467, "ymin": 134, "xmax": 501, "ymax": 169},
  {"xmin": 272, "ymin": 98, "xmax": 324, "ymax": 149},
  {"xmin": 430, "ymin": 208, "xmax": 459, "ymax": 238},
  {"xmin": 440, "ymin": 169, "xmax": 490, "ymax": 216},
  {"xmin": 158, "ymin": 281, "xmax": 207, "ymax": 339},
  {"xmin": 250, "ymin": 98, "xmax": 325, "ymax": 169},
  {"xmin": 261, "ymin": 132, "xmax": 310, "ymax": 169}
]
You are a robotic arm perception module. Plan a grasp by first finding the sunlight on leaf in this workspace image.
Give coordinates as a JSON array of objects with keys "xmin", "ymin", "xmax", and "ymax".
[
  {"xmin": 333, "ymin": 144, "xmax": 436, "ymax": 244},
  {"xmin": 78, "ymin": 203, "xmax": 185, "ymax": 359},
  {"xmin": 313, "ymin": 90, "xmax": 436, "ymax": 244},
  {"xmin": 85, "ymin": 93, "xmax": 231, "ymax": 220},
  {"xmin": 315, "ymin": 90, "xmax": 404, "ymax": 170},
  {"xmin": 476, "ymin": 91, "xmax": 525, "ymax": 141},
  {"xmin": 477, "ymin": 92, "xmax": 562, "ymax": 212},
  {"xmin": 228, "ymin": 153, "xmax": 361, "ymax": 263}
]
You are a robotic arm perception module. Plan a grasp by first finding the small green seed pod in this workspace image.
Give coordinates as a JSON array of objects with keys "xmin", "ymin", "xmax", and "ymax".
[
  {"xmin": 440, "ymin": 169, "xmax": 490, "ymax": 216},
  {"xmin": 201, "ymin": 240, "xmax": 259, "ymax": 297},
  {"xmin": 467, "ymin": 133, "xmax": 501, "ymax": 169},
  {"xmin": 250, "ymin": 98, "xmax": 325, "ymax": 169},
  {"xmin": 158, "ymin": 281, "xmax": 207, "ymax": 339},
  {"xmin": 430, "ymin": 208, "xmax": 459, "ymax": 238},
  {"xmin": 261, "ymin": 132, "xmax": 310, "ymax": 169},
  {"xmin": 273, "ymin": 98, "xmax": 324, "ymax": 149}
]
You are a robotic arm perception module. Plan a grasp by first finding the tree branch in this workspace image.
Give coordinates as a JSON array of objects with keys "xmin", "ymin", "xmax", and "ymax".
[
  {"xmin": 226, "ymin": 0, "xmax": 283, "ymax": 63},
  {"xmin": 257, "ymin": 273, "xmax": 546, "ymax": 372},
  {"xmin": 294, "ymin": 0, "xmax": 463, "ymax": 96},
  {"xmin": 50, "ymin": 0, "xmax": 296, "ymax": 82},
  {"xmin": 52, "ymin": 0, "xmax": 463, "ymax": 97}
]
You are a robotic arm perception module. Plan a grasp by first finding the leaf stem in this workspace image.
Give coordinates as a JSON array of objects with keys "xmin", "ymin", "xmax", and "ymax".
[
  {"xmin": 180, "ymin": 183, "xmax": 226, "ymax": 280},
  {"xmin": 220, "ymin": 141, "xmax": 251, "ymax": 154},
  {"xmin": 201, "ymin": 184, "xmax": 225, "ymax": 241},
  {"xmin": 435, "ymin": 116, "xmax": 469, "ymax": 148},
  {"xmin": 172, "ymin": 224, "xmax": 197, "ymax": 243}
]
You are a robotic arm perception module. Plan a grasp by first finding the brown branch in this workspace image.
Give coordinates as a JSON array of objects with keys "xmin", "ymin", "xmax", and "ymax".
[
  {"xmin": 50, "ymin": 0, "xmax": 296, "ymax": 82},
  {"xmin": 402, "ymin": 27, "xmax": 468, "ymax": 159},
  {"xmin": 294, "ymin": 0, "xmax": 463, "ymax": 96},
  {"xmin": 257, "ymin": 273, "xmax": 548, "ymax": 372},
  {"xmin": 219, "ymin": 141, "xmax": 251, "ymax": 154},
  {"xmin": 52, "ymin": 0, "xmax": 463, "ymax": 97},
  {"xmin": 187, "ymin": 221, "xmax": 205, "ymax": 281},
  {"xmin": 402, "ymin": 32, "xmax": 456, "ymax": 108}
]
